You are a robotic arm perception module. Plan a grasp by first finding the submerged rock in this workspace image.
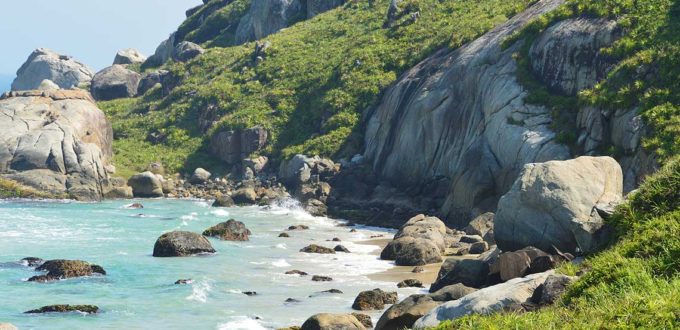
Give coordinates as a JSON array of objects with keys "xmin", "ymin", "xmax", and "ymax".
[
  {"xmin": 21, "ymin": 257, "xmax": 44, "ymax": 267},
  {"xmin": 352, "ymin": 288, "xmax": 398, "ymax": 311},
  {"xmin": 202, "ymin": 219, "xmax": 251, "ymax": 241},
  {"xmin": 351, "ymin": 313, "xmax": 373, "ymax": 329},
  {"xmin": 286, "ymin": 270, "xmax": 308, "ymax": 276},
  {"xmin": 375, "ymin": 294, "xmax": 439, "ymax": 330},
  {"xmin": 311, "ymin": 275, "xmax": 333, "ymax": 282},
  {"xmin": 334, "ymin": 245, "xmax": 350, "ymax": 253},
  {"xmin": 300, "ymin": 245, "xmax": 335, "ymax": 254},
  {"xmin": 28, "ymin": 259, "xmax": 106, "ymax": 282},
  {"xmin": 152, "ymin": 231, "xmax": 216, "ymax": 257},
  {"xmin": 175, "ymin": 279, "xmax": 193, "ymax": 285},
  {"xmin": 397, "ymin": 279, "xmax": 424, "ymax": 288},
  {"xmin": 300, "ymin": 313, "xmax": 366, "ymax": 330},
  {"xmin": 25, "ymin": 304, "xmax": 99, "ymax": 314}
]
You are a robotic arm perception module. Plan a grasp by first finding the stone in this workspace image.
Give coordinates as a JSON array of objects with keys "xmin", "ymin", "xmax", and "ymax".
[
  {"xmin": 279, "ymin": 233, "xmax": 291, "ymax": 238},
  {"xmin": 114, "ymin": 48, "xmax": 147, "ymax": 65},
  {"xmin": 212, "ymin": 195, "xmax": 235, "ymax": 207},
  {"xmin": 125, "ymin": 203, "xmax": 144, "ymax": 209},
  {"xmin": 137, "ymin": 69, "xmax": 169, "ymax": 96},
  {"xmin": 428, "ymin": 283, "xmax": 478, "ymax": 302},
  {"xmin": 305, "ymin": 198, "xmax": 328, "ymax": 217},
  {"xmin": 530, "ymin": 274, "xmax": 576, "ymax": 305},
  {"xmin": 429, "ymin": 259, "xmax": 489, "ymax": 291},
  {"xmin": 414, "ymin": 271, "xmax": 554, "ymax": 328},
  {"xmin": 143, "ymin": 33, "xmax": 176, "ymax": 68},
  {"xmin": 210, "ymin": 127, "xmax": 268, "ymax": 165},
  {"xmin": 128, "ymin": 172, "xmax": 164, "ymax": 197},
  {"xmin": 173, "ymin": 41, "xmax": 205, "ymax": 62},
  {"xmin": 493, "ymin": 247, "xmax": 550, "ymax": 282},
  {"xmin": 529, "ymin": 255, "xmax": 559, "ymax": 274},
  {"xmin": 312, "ymin": 275, "xmax": 333, "ymax": 282},
  {"xmin": 397, "ymin": 279, "xmax": 423, "ymax": 288},
  {"xmin": 25, "ymin": 304, "xmax": 99, "ymax": 314},
  {"xmin": 232, "ymin": 187, "xmax": 258, "ymax": 205},
  {"xmin": 495, "ymin": 157, "xmax": 623, "ymax": 254},
  {"xmin": 301, "ymin": 244, "xmax": 335, "ymax": 254},
  {"xmin": 469, "ymin": 241, "xmax": 489, "ymax": 254},
  {"xmin": 190, "ymin": 168, "xmax": 211, "ymax": 184},
  {"xmin": 202, "ymin": 219, "xmax": 251, "ymax": 241},
  {"xmin": 28, "ymin": 259, "xmax": 106, "ymax": 282},
  {"xmin": 91, "ymin": 65, "xmax": 141, "ymax": 101},
  {"xmin": 307, "ymin": 0, "xmax": 345, "ymax": 18},
  {"xmin": 288, "ymin": 225, "xmax": 310, "ymax": 230},
  {"xmin": 464, "ymin": 213, "xmax": 495, "ymax": 243},
  {"xmin": 300, "ymin": 313, "xmax": 366, "ymax": 330},
  {"xmin": 21, "ymin": 257, "xmax": 45, "ymax": 267},
  {"xmin": 285, "ymin": 298, "xmax": 301, "ymax": 303},
  {"xmin": 12, "ymin": 48, "xmax": 94, "ymax": 90},
  {"xmin": 375, "ymin": 294, "xmax": 440, "ymax": 330},
  {"xmin": 152, "ymin": 231, "xmax": 216, "ymax": 257},
  {"xmin": 37, "ymin": 79, "xmax": 60, "ymax": 91},
  {"xmin": 351, "ymin": 313, "xmax": 373, "ymax": 329},
  {"xmin": 334, "ymin": 245, "xmax": 350, "ymax": 253},
  {"xmin": 235, "ymin": 0, "xmax": 304, "ymax": 44},
  {"xmin": 286, "ymin": 270, "xmax": 308, "ymax": 276},
  {"xmin": 175, "ymin": 279, "xmax": 193, "ymax": 285},
  {"xmin": 412, "ymin": 266, "xmax": 424, "ymax": 273},
  {"xmin": 352, "ymin": 288, "xmax": 398, "ymax": 310},
  {"xmin": 0, "ymin": 90, "xmax": 113, "ymax": 200},
  {"xmin": 243, "ymin": 291, "xmax": 257, "ymax": 296},
  {"xmin": 381, "ymin": 237, "xmax": 442, "ymax": 266}
]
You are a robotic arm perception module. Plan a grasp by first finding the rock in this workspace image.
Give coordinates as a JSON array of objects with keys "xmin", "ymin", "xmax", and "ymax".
[
  {"xmin": 351, "ymin": 313, "xmax": 373, "ymax": 329},
  {"xmin": 152, "ymin": 231, "xmax": 216, "ymax": 257},
  {"xmin": 288, "ymin": 225, "xmax": 310, "ymax": 230},
  {"xmin": 144, "ymin": 33, "xmax": 176, "ymax": 68},
  {"xmin": 397, "ymin": 279, "xmax": 423, "ymax": 288},
  {"xmin": 285, "ymin": 298, "xmax": 301, "ymax": 303},
  {"xmin": 412, "ymin": 266, "xmax": 424, "ymax": 273},
  {"xmin": 232, "ymin": 187, "xmax": 258, "ymax": 205},
  {"xmin": 105, "ymin": 186, "xmax": 134, "ymax": 199},
  {"xmin": 21, "ymin": 257, "xmax": 45, "ymax": 267},
  {"xmin": 334, "ymin": 245, "xmax": 350, "ymax": 253},
  {"xmin": 307, "ymin": 0, "xmax": 345, "ymax": 18},
  {"xmin": 318, "ymin": 289, "xmax": 343, "ymax": 295},
  {"xmin": 362, "ymin": 0, "xmax": 571, "ymax": 228},
  {"xmin": 147, "ymin": 162, "xmax": 165, "ymax": 175},
  {"xmin": 12, "ymin": 48, "xmax": 94, "ymax": 90},
  {"xmin": 210, "ymin": 127, "xmax": 268, "ymax": 164},
  {"xmin": 428, "ymin": 283, "xmax": 478, "ymax": 302},
  {"xmin": 414, "ymin": 271, "xmax": 554, "ymax": 328},
  {"xmin": 0, "ymin": 324, "xmax": 17, "ymax": 330},
  {"xmin": 529, "ymin": 255, "xmax": 559, "ymax": 274},
  {"xmin": 125, "ymin": 203, "xmax": 144, "ymax": 209},
  {"xmin": 469, "ymin": 241, "xmax": 489, "ymax": 254},
  {"xmin": 529, "ymin": 18, "xmax": 620, "ymax": 96},
  {"xmin": 175, "ymin": 279, "xmax": 193, "ymax": 285},
  {"xmin": 213, "ymin": 195, "xmax": 235, "ymax": 207},
  {"xmin": 530, "ymin": 274, "xmax": 575, "ymax": 305},
  {"xmin": 114, "ymin": 48, "xmax": 147, "ymax": 65},
  {"xmin": 235, "ymin": 0, "xmax": 304, "ymax": 44},
  {"xmin": 301, "ymin": 245, "xmax": 335, "ymax": 254},
  {"xmin": 173, "ymin": 41, "xmax": 205, "ymax": 62},
  {"xmin": 279, "ymin": 233, "xmax": 291, "ymax": 238},
  {"xmin": 381, "ymin": 237, "xmax": 442, "ymax": 266},
  {"xmin": 25, "ymin": 304, "xmax": 99, "ymax": 314},
  {"xmin": 493, "ymin": 247, "xmax": 550, "ymax": 282},
  {"xmin": 190, "ymin": 168, "xmax": 212, "ymax": 184},
  {"xmin": 243, "ymin": 291, "xmax": 257, "ymax": 296},
  {"xmin": 311, "ymin": 275, "xmax": 333, "ymax": 282},
  {"xmin": 495, "ymin": 156, "xmax": 623, "ymax": 254},
  {"xmin": 137, "ymin": 69, "xmax": 169, "ymax": 96},
  {"xmin": 128, "ymin": 172, "xmax": 164, "ymax": 197},
  {"xmin": 286, "ymin": 270, "xmax": 308, "ymax": 276},
  {"xmin": 352, "ymin": 288, "xmax": 398, "ymax": 310},
  {"xmin": 37, "ymin": 79, "xmax": 60, "ymax": 91},
  {"xmin": 375, "ymin": 294, "xmax": 440, "ymax": 330},
  {"xmin": 305, "ymin": 198, "xmax": 328, "ymax": 217},
  {"xmin": 429, "ymin": 259, "xmax": 489, "ymax": 291},
  {"xmin": 202, "ymin": 219, "xmax": 251, "ymax": 241},
  {"xmin": 279, "ymin": 154, "xmax": 338, "ymax": 187},
  {"xmin": 28, "ymin": 259, "xmax": 106, "ymax": 282},
  {"xmin": 300, "ymin": 313, "xmax": 366, "ymax": 330},
  {"xmin": 91, "ymin": 65, "xmax": 141, "ymax": 101},
  {"xmin": 464, "ymin": 213, "xmax": 495, "ymax": 243},
  {"xmin": 0, "ymin": 90, "xmax": 113, "ymax": 200}
]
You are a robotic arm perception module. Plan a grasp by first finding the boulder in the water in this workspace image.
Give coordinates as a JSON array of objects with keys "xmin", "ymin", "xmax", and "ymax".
[
  {"xmin": 152, "ymin": 231, "xmax": 216, "ymax": 257},
  {"xmin": 28, "ymin": 259, "xmax": 106, "ymax": 282},
  {"xmin": 301, "ymin": 244, "xmax": 335, "ymax": 254},
  {"xmin": 202, "ymin": 219, "xmax": 251, "ymax": 241},
  {"xmin": 25, "ymin": 304, "xmax": 99, "ymax": 314}
]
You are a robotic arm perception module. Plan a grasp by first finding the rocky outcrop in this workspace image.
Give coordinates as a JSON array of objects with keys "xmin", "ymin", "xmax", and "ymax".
[
  {"xmin": 380, "ymin": 214, "xmax": 452, "ymax": 266},
  {"xmin": 210, "ymin": 127, "xmax": 268, "ymax": 164},
  {"xmin": 414, "ymin": 271, "xmax": 554, "ymax": 328},
  {"xmin": 114, "ymin": 49, "xmax": 147, "ymax": 65},
  {"xmin": 202, "ymin": 219, "xmax": 251, "ymax": 241},
  {"xmin": 307, "ymin": 0, "xmax": 344, "ymax": 18},
  {"xmin": 152, "ymin": 231, "xmax": 216, "ymax": 257},
  {"xmin": 495, "ymin": 156, "xmax": 623, "ymax": 254},
  {"xmin": 0, "ymin": 89, "xmax": 113, "ymax": 200},
  {"xmin": 91, "ymin": 65, "xmax": 141, "ymax": 101},
  {"xmin": 301, "ymin": 313, "xmax": 367, "ymax": 330},
  {"xmin": 12, "ymin": 48, "xmax": 94, "ymax": 91},
  {"xmin": 429, "ymin": 258, "xmax": 490, "ymax": 291},
  {"xmin": 234, "ymin": 0, "xmax": 304, "ymax": 44},
  {"xmin": 352, "ymin": 288, "xmax": 398, "ymax": 311},
  {"xmin": 172, "ymin": 41, "xmax": 205, "ymax": 62},
  {"xmin": 28, "ymin": 259, "xmax": 106, "ymax": 282}
]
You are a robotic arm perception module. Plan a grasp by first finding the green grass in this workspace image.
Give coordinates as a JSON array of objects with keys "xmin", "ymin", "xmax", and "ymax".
[
  {"xmin": 433, "ymin": 157, "xmax": 680, "ymax": 329},
  {"xmin": 100, "ymin": 0, "xmax": 534, "ymax": 176}
]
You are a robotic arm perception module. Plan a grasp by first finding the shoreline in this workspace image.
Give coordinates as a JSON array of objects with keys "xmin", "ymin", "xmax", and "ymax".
[{"xmin": 355, "ymin": 238, "xmax": 443, "ymax": 286}]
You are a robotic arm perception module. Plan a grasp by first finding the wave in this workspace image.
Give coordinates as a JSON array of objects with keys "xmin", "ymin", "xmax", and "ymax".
[
  {"xmin": 217, "ymin": 316, "xmax": 267, "ymax": 330},
  {"xmin": 186, "ymin": 279, "xmax": 213, "ymax": 303},
  {"xmin": 271, "ymin": 259, "xmax": 291, "ymax": 267}
]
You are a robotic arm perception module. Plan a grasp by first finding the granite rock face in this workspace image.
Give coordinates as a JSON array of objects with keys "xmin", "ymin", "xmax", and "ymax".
[
  {"xmin": 0, "ymin": 90, "xmax": 112, "ymax": 200},
  {"xmin": 12, "ymin": 48, "xmax": 94, "ymax": 91}
]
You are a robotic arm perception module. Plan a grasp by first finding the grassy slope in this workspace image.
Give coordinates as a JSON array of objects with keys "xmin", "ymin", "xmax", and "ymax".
[
  {"xmin": 435, "ymin": 0, "xmax": 680, "ymax": 328},
  {"xmin": 99, "ymin": 0, "xmax": 534, "ymax": 176}
]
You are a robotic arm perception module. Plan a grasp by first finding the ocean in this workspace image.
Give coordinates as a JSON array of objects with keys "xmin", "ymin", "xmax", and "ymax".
[
  {"xmin": 0, "ymin": 75, "xmax": 12, "ymax": 93},
  {"xmin": 0, "ymin": 199, "xmax": 417, "ymax": 329}
]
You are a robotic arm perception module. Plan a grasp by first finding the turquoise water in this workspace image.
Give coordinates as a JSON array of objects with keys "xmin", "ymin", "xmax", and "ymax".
[{"xmin": 0, "ymin": 199, "xmax": 416, "ymax": 329}]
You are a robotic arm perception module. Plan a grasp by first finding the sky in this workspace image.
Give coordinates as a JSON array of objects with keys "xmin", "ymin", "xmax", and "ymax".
[{"xmin": 0, "ymin": 0, "xmax": 202, "ymax": 91}]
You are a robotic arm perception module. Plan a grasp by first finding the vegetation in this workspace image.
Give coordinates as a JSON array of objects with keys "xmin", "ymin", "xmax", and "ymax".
[
  {"xmin": 0, "ymin": 178, "xmax": 61, "ymax": 199},
  {"xmin": 100, "ymin": 0, "xmax": 534, "ymax": 176}
]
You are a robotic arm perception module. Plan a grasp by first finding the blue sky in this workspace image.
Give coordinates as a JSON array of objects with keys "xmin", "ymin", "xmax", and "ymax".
[{"xmin": 0, "ymin": 0, "xmax": 202, "ymax": 91}]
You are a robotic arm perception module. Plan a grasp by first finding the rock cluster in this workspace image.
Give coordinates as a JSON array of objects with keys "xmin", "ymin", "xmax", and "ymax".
[{"xmin": 380, "ymin": 214, "xmax": 454, "ymax": 266}]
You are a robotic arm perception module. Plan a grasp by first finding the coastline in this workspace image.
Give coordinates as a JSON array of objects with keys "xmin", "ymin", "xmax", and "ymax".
[{"xmin": 356, "ymin": 238, "xmax": 442, "ymax": 286}]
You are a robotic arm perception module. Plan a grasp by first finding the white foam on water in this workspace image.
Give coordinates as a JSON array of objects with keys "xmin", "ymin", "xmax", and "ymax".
[
  {"xmin": 275, "ymin": 243, "xmax": 287, "ymax": 249},
  {"xmin": 210, "ymin": 209, "xmax": 230, "ymax": 217},
  {"xmin": 186, "ymin": 279, "xmax": 213, "ymax": 303},
  {"xmin": 271, "ymin": 259, "xmax": 291, "ymax": 267},
  {"xmin": 217, "ymin": 316, "xmax": 267, "ymax": 330},
  {"xmin": 181, "ymin": 212, "xmax": 199, "ymax": 221}
]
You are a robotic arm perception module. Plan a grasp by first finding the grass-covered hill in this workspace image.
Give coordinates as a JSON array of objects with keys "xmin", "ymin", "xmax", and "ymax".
[{"xmin": 99, "ymin": 0, "xmax": 534, "ymax": 177}]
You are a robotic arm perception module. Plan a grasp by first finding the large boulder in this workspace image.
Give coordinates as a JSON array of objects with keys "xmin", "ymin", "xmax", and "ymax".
[
  {"xmin": 352, "ymin": 288, "xmax": 398, "ymax": 310},
  {"xmin": 380, "ymin": 214, "xmax": 449, "ymax": 266},
  {"xmin": 375, "ymin": 294, "xmax": 440, "ymax": 330},
  {"xmin": 143, "ymin": 33, "xmax": 176, "ymax": 68},
  {"xmin": 152, "ymin": 231, "xmax": 216, "ymax": 257},
  {"xmin": 28, "ymin": 259, "xmax": 106, "ymax": 282},
  {"xmin": 301, "ymin": 313, "xmax": 366, "ymax": 330},
  {"xmin": 12, "ymin": 48, "xmax": 94, "ymax": 91},
  {"xmin": 210, "ymin": 127, "xmax": 268, "ymax": 165},
  {"xmin": 190, "ymin": 167, "xmax": 211, "ymax": 184},
  {"xmin": 91, "ymin": 65, "xmax": 141, "ymax": 101},
  {"xmin": 128, "ymin": 171, "xmax": 164, "ymax": 197},
  {"xmin": 137, "ymin": 69, "xmax": 169, "ymax": 96},
  {"xmin": 0, "ymin": 90, "xmax": 113, "ymax": 200},
  {"xmin": 414, "ymin": 271, "xmax": 554, "ymax": 328},
  {"xmin": 464, "ymin": 212, "xmax": 495, "ymax": 244},
  {"xmin": 429, "ymin": 258, "xmax": 489, "ymax": 291},
  {"xmin": 202, "ymin": 219, "xmax": 251, "ymax": 241},
  {"xmin": 113, "ymin": 49, "xmax": 147, "ymax": 65},
  {"xmin": 530, "ymin": 274, "xmax": 576, "ymax": 305},
  {"xmin": 495, "ymin": 156, "xmax": 623, "ymax": 254},
  {"xmin": 172, "ymin": 41, "xmax": 205, "ymax": 62}
]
